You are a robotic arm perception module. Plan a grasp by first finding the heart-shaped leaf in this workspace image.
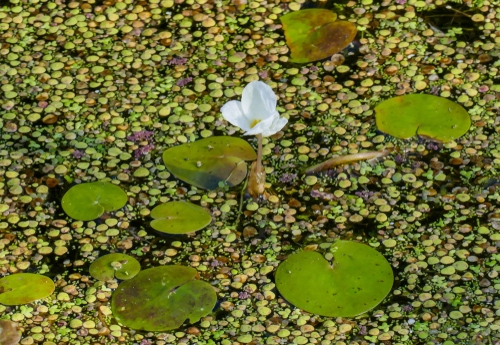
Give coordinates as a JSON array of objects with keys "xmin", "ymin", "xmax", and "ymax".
[
  {"xmin": 162, "ymin": 136, "xmax": 256, "ymax": 190},
  {"xmin": 0, "ymin": 273, "xmax": 55, "ymax": 306},
  {"xmin": 280, "ymin": 9, "xmax": 357, "ymax": 63},
  {"xmin": 61, "ymin": 181, "xmax": 128, "ymax": 221},
  {"xmin": 111, "ymin": 266, "xmax": 217, "ymax": 331},
  {"xmin": 89, "ymin": 254, "xmax": 141, "ymax": 282},
  {"xmin": 150, "ymin": 201, "xmax": 212, "ymax": 234},
  {"xmin": 375, "ymin": 94, "xmax": 471, "ymax": 142},
  {"xmin": 275, "ymin": 241, "xmax": 393, "ymax": 317}
]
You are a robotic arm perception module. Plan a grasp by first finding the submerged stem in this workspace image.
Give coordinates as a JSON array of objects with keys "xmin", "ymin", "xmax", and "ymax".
[{"xmin": 256, "ymin": 133, "xmax": 263, "ymax": 174}]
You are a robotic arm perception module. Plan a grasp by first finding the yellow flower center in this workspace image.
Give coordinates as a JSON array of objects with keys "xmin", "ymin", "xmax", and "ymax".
[{"xmin": 250, "ymin": 119, "xmax": 262, "ymax": 128}]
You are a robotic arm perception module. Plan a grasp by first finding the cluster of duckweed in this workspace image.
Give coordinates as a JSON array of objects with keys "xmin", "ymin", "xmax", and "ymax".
[{"xmin": 1, "ymin": 0, "xmax": 500, "ymax": 343}]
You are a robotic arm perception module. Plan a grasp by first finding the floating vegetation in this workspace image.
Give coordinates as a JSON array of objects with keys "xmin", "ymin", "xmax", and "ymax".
[
  {"xmin": 150, "ymin": 201, "xmax": 212, "ymax": 235},
  {"xmin": 61, "ymin": 182, "xmax": 128, "ymax": 221},
  {"xmin": 89, "ymin": 253, "xmax": 141, "ymax": 282},
  {"xmin": 111, "ymin": 266, "xmax": 217, "ymax": 332},
  {"xmin": 0, "ymin": 274, "xmax": 55, "ymax": 306},
  {"xmin": 375, "ymin": 94, "xmax": 471, "ymax": 142},
  {"xmin": 0, "ymin": 0, "xmax": 499, "ymax": 342},
  {"xmin": 280, "ymin": 9, "xmax": 357, "ymax": 63},
  {"xmin": 162, "ymin": 136, "xmax": 256, "ymax": 190},
  {"xmin": 275, "ymin": 241, "xmax": 394, "ymax": 317}
]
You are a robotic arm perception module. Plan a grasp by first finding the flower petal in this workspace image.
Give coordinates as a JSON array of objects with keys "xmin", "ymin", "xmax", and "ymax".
[
  {"xmin": 243, "ymin": 113, "xmax": 277, "ymax": 136},
  {"xmin": 261, "ymin": 116, "xmax": 288, "ymax": 137},
  {"xmin": 241, "ymin": 81, "xmax": 277, "ymax": 122},
  {"xmin": 221, "ymin": 100, "xmax": 251, "ymax": 131}
]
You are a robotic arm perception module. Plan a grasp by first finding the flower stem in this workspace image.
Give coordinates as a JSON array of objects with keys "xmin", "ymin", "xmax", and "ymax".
[{"xmin": 256, "ymin": 133, "xmax": 263, "ymax": 173}]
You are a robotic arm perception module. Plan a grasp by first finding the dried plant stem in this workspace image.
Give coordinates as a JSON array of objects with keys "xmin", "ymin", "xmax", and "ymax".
[
  {"xmin": 445, "ymin": 5, "xmax": 472, "ymax": 18},
  {"xmin": 304, "ymin": 149, "xmax": 393, "ymax": 174}
]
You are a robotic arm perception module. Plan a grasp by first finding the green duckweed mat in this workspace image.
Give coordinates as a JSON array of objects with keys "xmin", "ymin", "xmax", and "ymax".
[{"xmin": 1, "ymin": 0, "xmax": 500, "ymax": 344}]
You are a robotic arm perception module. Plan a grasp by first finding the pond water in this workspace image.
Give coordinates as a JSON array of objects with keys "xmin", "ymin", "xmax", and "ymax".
[{"xmin": 1, "ymin": 0, "xmax": 500, "ymax": 344}]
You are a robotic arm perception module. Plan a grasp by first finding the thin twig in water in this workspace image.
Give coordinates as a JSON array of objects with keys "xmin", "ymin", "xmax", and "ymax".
[{"xmin": 235, "ymin": 176, "xmax": 248, "ymax": 228}]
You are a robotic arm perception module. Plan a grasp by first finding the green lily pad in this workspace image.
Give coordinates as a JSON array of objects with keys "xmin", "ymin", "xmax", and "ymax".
[
  {"xmin": 375, "ymin": 94, "xmax": 471, "ymax": 142},
  {"xmin": 280, "ymin": 9, "xmax": 357, "ymax": 63},
  {"xmin": 61, "ymin": 181, "xmax": 128, "ymax": 221},
  {"xmin": 150, "ymin": 201, "xmax": 212, "ymax": 235},
  {"xmin": 111, "ymin": 265, "xmax": 217, "ymax": 331},
  {"xmin": 0, "ymin": 273, "xmax": 55, "ymax": 306},
  {"xmin": 275, "ymin": 241, "xmax": 393, "ymax": 317},
  {"xmin": 162, "ymin": 136, "xmax": 257, "ymax": 190},
  {"xmin": 89, "ymin": 254, "xmax": 141, "ymax": 282}
]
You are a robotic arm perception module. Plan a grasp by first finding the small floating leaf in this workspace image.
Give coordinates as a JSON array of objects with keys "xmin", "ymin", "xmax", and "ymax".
[
  {"xmin": 280, "ymin": 9, "xmax": 357, "ymax": 63},
  {"xmin": 0, "ymin": 273, "xmax": 55, "ymax": 306},
  {"xmin": 61, "ymin": 181, "xmax": 128, "ymax": 221},
  {"xmin": 89, "ymin": 254, "xmax": 141, "ymax": 282},
  {"xmin": 375, "ymin": 94, "xmax": 471, "ymax": 142},
  {"xmin": 150, "ymin": 201, "xmax": 212, "ymax": 235},
  {"xmin": 111, "ymin": 266, "xmax": 217, "ymax": 331},
  {"xmin": 163, "ymin": 136, "xmax": 256, "ymax": 189},
  {"xmin": 275, "ymin": 241, "xmax": 393, "ymax": 317}
]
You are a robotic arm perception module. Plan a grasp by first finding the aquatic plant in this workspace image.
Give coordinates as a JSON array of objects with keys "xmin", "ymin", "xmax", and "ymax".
[
  {"xmin": 163, "ymin": 136, "xmax": 256, "ymax": 190},
  {"xmin": 221, "ymin": 81, "xmax": 287, "ymax": 198},
  {"xmin": 61, "ymin": 181, "xmax": 128, "ymax": 221},
  {"xmin": 275, "ymin": 241, "xmax": 393, "ymax": 317},
  {"xmin": 375, "ymin": 94, "xmax": 471, "ymax": 142},
  {"xmin": 150, "ymin": 201, "xmax": 212, "ymax": 235},
  {"xmin": 111, "ymin": 266, "xmax": 216, "ymax": 331},
  {"xmin": 280, "ymin": 9, "xmax": 357, "ymax": 63},
  {"xmin": 89, "ymin": 254, "xmax": 141, "ymax": 282},
  {"xmin": 0, "ymin": 273, "xmax": 55, "ymax": 306}
]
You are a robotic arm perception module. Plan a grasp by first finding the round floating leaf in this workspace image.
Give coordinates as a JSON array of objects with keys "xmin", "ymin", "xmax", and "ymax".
[
  {"xmin": 0, "ymin": 273, "xmax": 55, "ymax": 306},
  {"xmin": 150, "ymin": 201, "xmax": 212, "ymax": 235},
  {"xmin": 280, "ymin": 9, "xmax": 357, "ymax": 63},
  {"xmin": 375, "ymin": 94, "xmax": 471, "ymax": 142},
  {"xmin": 61, "ymin": 181, "xmax": 128, "ymax": 221},
  {"xmin": 0, "ymin": 320, "xmax": 22, "ymax": 345},
  {"xmin": 162, "ymin": 136, "xmax": 257, "ymax": 190},
  {"xmin": 275, "ymin": 241, "xmax": 393, "ymax": 317},
  {"xmin": 89, "ymin": 254, "xmax": 141, "ymax": 282},
  {"xmin": 111, "ymin": 266, "xmax": 217, "ymax": 331}
]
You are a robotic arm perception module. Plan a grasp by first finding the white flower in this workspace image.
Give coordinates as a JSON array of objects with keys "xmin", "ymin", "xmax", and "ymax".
[{"xmin": 221, "ymin": 81, "xmax": 288, "ymax": 137}]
